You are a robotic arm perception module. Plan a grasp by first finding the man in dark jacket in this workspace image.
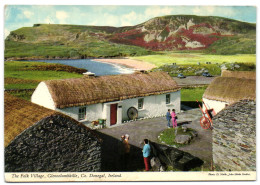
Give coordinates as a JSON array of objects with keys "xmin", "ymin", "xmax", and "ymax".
[{"xmin": 166, "ymin": 109, "xmax": 171, "ymax": 128}]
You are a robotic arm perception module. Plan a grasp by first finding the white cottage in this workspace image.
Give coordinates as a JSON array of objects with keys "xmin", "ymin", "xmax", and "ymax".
[
  {"xmin": 31, "ymin": 71, "xmax": 181, "ymax": 127},
  {"xmin": 202, "ymin": 70, "xmax": 256, "ymax": 115}
]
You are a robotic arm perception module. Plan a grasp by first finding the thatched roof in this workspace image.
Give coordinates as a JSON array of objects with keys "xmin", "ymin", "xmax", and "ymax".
[
  {"xmin": 4, "ymin": 93, "xmax": 99, "ymax": 147},
  {"xmin": 221, "ymin": 70, "xmax": 256, "ymax": 80},
  {"xmin": 44, "ymin": 71, "xmax": 180, "ymax": 109},
  {"xmin": 203, "ymin": 77, "xmax": 256, "ymax": 103}
]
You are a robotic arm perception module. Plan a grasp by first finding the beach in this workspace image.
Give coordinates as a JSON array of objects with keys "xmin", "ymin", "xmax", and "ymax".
[{"xmin": 93, "ymin": 58, "xmax": 156, "ymax": 71}]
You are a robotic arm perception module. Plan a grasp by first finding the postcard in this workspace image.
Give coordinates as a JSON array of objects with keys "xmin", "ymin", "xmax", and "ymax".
[{"xmin": 3, "ymin": 3, "xmax": 256, "ymax": 182}]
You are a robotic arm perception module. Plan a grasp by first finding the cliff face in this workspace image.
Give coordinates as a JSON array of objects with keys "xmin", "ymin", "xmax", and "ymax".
[
  {"xmin": 5, "ymin": 15, "xmax": 256, "ymax": 59},
  {"xmin": 109, "ymin": 15, "xmax": 255, "ymax": 51}
]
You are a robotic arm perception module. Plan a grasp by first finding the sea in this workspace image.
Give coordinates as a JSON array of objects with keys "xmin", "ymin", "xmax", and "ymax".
[{"xmin": 35, "ymin": 59, "xmax": 134, "ymax": 76}]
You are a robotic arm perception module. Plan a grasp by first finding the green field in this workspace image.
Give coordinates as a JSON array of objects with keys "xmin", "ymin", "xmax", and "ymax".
[
  {"xmin": 4, "ymin": 61, "xmax": 84, "ymax": 100},
  {"xmin": 131, "ymin": 52, "xmax": 256, "ymax": 77},
  {"xmin": 131, "ymin": 53, "xmax": 256, "ymax": 67},
  {"xmin": 181, "ymin": 87, "xmax": 207, "ymax": 102}
]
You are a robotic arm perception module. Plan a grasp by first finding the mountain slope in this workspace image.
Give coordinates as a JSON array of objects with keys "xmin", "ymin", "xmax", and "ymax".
[{"xmin": 5, "ymin": 15, "xmax": 256, "ymax": 59}]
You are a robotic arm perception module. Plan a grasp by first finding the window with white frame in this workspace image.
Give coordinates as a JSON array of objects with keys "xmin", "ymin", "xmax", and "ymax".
[
  {"xmin": 166, "ymin": 94, "xmax": 171, "ymax": 104},
  {"xmin": 138, "ymin": 98, "xmax": 144, "ymax": 109},
  {"xmin": 78, "ymin": 107, "xmax": 86, "ymax": 121}
]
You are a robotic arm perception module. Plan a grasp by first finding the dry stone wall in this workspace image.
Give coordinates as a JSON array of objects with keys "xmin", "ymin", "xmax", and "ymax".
[
  {"xmin": 212, "ymin": 100, "xmax": 256, "ymax": 171},
  {"xmin": 5, "ymin": 115, "xmax": 101, "ymax": 172}
]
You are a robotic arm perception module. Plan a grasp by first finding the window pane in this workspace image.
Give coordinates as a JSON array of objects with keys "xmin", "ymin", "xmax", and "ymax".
[
  {"xmin": 138, "ymin": 98, "xmax": 144, "ymax": 109},
  {"xmin": 78, "ymin": 107, "xmax": 86, "ymax": 120},
  {"xmin": 166, "ymin": 94, "xmax": 170, "ymax": 104}
]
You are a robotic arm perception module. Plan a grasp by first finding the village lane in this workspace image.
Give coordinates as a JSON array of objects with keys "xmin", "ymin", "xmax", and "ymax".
[{"xmin": 98, "ymin": 108, "xmax": 213, "ymax": 169}]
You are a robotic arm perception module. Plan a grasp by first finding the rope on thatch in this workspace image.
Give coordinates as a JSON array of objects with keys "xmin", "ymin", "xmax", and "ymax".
[
  {"xmin": 44, "ymin": 72, "xmax": 180, "ymax": 109},
  {"xmin": 4, "ymin": 93, "xmax": 101, "ymax": 147},
  {"xmin": 221, "ymin": 70, "xmax": 256, "ymax": 80},
  {"xmin": 203, "ymin": 77, "xmax": 256, "ymax": 104}
]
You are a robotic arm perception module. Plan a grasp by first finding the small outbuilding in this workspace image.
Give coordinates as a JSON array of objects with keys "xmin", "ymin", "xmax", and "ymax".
[
  {"xmin": 5, "ymin": 93, "xmax": 102, "ymax": 172},
  {"xmin": 202, "ymin": 70, "xmax": 256, "ymax": 114},
  {"xmin": 31, "ymin": 71, "xmax": 181, "ymax": 127}
]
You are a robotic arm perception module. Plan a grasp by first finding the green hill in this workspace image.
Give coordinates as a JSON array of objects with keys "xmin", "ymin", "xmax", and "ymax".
[{"xmin": 5, "ymin": 15, "xmax": 256, "ymax": 59}]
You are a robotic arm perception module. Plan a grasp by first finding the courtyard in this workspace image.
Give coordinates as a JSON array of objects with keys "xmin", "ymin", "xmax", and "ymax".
[{"xmin": 98, "ymin": 107, "xmax": 213, "ymax": 170}]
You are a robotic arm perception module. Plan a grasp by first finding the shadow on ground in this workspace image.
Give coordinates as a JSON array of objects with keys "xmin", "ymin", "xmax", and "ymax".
[
  {"xmin": 95, "ymin": 130, "xmax": 204, "ymax": 172},
  {"xmin": 95, "ymin": 131, "xmax": 144, "ymax": 172}
]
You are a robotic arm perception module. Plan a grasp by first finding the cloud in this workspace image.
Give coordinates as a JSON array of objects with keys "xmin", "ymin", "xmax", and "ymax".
[
  {"xmin": 4, "ymin": 28, "xmax": 10, "ymax": 38},
  {"xmin": 23, "ymin": 10, "xmax": 34, "ymax": 19},
  {"xmin": 192, "ymin": 6, "xmax": 235, "ymax": 17},
  {"xmin": 56, "ymin": 11, "xmax": 68, "ymax": 24},
  {"xmin": 103, "ymin": 13, "xmax": 120, "ymax": 26},
  {"xmin": 44, "ymin": 17, "xmax": 55, "ymax": 24},
  {"xmin": 144, "ymin": 6, "xmax": 175, "ymax": 18},
  {"xmin": 120, "ymin": 11, "xmax": 138, "ymax": 26},
  {"xmin": 4, "ymin": 6, "xmax": 11, "ymax": 20}
]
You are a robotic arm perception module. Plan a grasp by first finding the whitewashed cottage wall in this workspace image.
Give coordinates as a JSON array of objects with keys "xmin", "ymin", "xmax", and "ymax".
[
  {"xmin": 121, "ymin": 91, "xmax": 180, "ymax": 120},
  {"xmin": 31, "ymin": 82, "xmax": 56, "ymax": 110},
  {"xmin": 202, "ymin": 98, "xmax": 228, "ymax": 114}
]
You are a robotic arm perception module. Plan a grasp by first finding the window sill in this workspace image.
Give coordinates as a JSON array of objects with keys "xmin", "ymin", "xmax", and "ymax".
[
  {"xmin": 166, "ymin": 103, "xmax": 174, "ymax": 106},
  {"xmin": 138, "ymin": 108, "xmax": 146, "ymax": 111},
  {"xmin": 79, "ymin": 119, "xmax": 88, "ymax": 123}
]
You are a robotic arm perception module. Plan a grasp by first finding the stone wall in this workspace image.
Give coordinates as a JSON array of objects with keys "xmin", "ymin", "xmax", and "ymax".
[
  {"xmin": 149, "ymin": 142, "xmax": 204, "ymax": 171},
  {"xmin": 212, "ymin": 100, "xmax": 256, "ymax": 171},
  {"xmin": 5, "ymin": 114, "xmax": 102, "ymax": 172}
]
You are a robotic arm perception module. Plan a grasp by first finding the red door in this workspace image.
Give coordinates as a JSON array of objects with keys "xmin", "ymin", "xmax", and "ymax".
[{"xmin": 110, "ymin": 104, "xmax": 117, "ymax": 125}]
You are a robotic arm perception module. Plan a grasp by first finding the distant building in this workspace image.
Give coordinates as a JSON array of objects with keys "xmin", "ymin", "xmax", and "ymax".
[
  {"xmin": 31, "ymin": 72, "xmax": 181, "ymax": 127},
  {"xmin": 4, "ymin": 93, "xmax": 102, "ymax": 172},
  {"xmin": 202, "ymin": 70, "xmax": 256, "ymax": 114}
]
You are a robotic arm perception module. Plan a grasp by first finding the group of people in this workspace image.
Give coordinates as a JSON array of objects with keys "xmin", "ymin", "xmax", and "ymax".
[
  {"xmin": 116, "ymin": 110, "xmax": 178, "ymax": 171},
  {"xmin": 119, "ymin": 134, "xmax": 151, "ymax": 171},
  {"xmin": 166, "ymin": 109, "xmax": 177, "ymax": 128}
]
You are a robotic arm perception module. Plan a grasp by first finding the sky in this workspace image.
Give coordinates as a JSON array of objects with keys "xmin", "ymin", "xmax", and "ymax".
[{"xmin": 4, "ymin": 5, "xmax": 256, "ymax": 38}]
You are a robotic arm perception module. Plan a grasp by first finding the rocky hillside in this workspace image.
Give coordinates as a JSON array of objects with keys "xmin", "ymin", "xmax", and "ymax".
[
  {"xmin": 111, "ymin": 15, "xmax": 255, "ymax": 51},
  {"xmin": 5, "ymin": 15, "xmax": 256, "ymax": 59}
]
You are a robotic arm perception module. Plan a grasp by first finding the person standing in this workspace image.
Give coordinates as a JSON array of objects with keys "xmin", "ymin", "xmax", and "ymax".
[
  {"xmin": 166, "ymin": 109, "xmax": 171, "ymax": 128},
  {"xmin": 118, "ymin": 135, "xmax": 125, "ymax": 170},
  {"xmin": 142, "ymin": 139, "xmax": 151, "ymax": 171},
  {"xmin": 171, "ymin": 109, "xmax": 177, "ymax": 128},
  {"xmin": 123, "ymin": 134, "xmax": 130, "ymax": 171}
]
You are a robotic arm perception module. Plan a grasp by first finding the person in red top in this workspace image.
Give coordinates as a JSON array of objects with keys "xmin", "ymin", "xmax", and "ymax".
[{"xmin": 171, "ymin": 109, "xmax": 177, "ymax": 128}]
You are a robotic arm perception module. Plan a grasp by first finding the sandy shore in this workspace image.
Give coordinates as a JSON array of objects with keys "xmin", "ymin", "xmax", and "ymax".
[{"xmin": 93, "ymin": 58, "xmax": 156, "ymax": 70}]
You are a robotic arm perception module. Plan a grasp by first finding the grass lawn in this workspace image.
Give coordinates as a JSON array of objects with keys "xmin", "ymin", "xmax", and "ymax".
[
  {"xmin": 181, "ymin": 86, "xmax": 207, "ymax": 108},
  {"xmin": 131, "ymin": 53, "xmax": 256, "ymax": 67},
  {"xmin": 158, "ymin": 127, "xmax": 196, "ymax": 148},
  {"xmin": 4, "ymin": 61, "xmax": 84, "ymax": 100},
  {"xmin": 4, "ymin": 61, "xmax": 83, "ymax": 89},
  {"xmin": 181, "ymin": 86, "xmax": 207, "ymax": 102}
]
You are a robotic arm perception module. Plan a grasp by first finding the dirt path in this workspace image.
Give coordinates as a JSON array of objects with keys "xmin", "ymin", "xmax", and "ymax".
[
  {"xmin": 98, "ymin": 108, "xmax": 212, "ymax": 168},
  {"xmin": 93, "ymin": 58, "xmax": 156, "ymax": 70}
]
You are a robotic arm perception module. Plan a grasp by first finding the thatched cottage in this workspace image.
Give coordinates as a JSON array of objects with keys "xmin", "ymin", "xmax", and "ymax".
[
  {"xmin": 31, "ymin": 71, "xmax": 181, "ymax": 127},
  {"xmin": 5, "ymin": 93, "xmax": 102, "ymax": 172},
  {"xmin": 202, "ymin": 70, "xmax": 256, "ymax": 114}
]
